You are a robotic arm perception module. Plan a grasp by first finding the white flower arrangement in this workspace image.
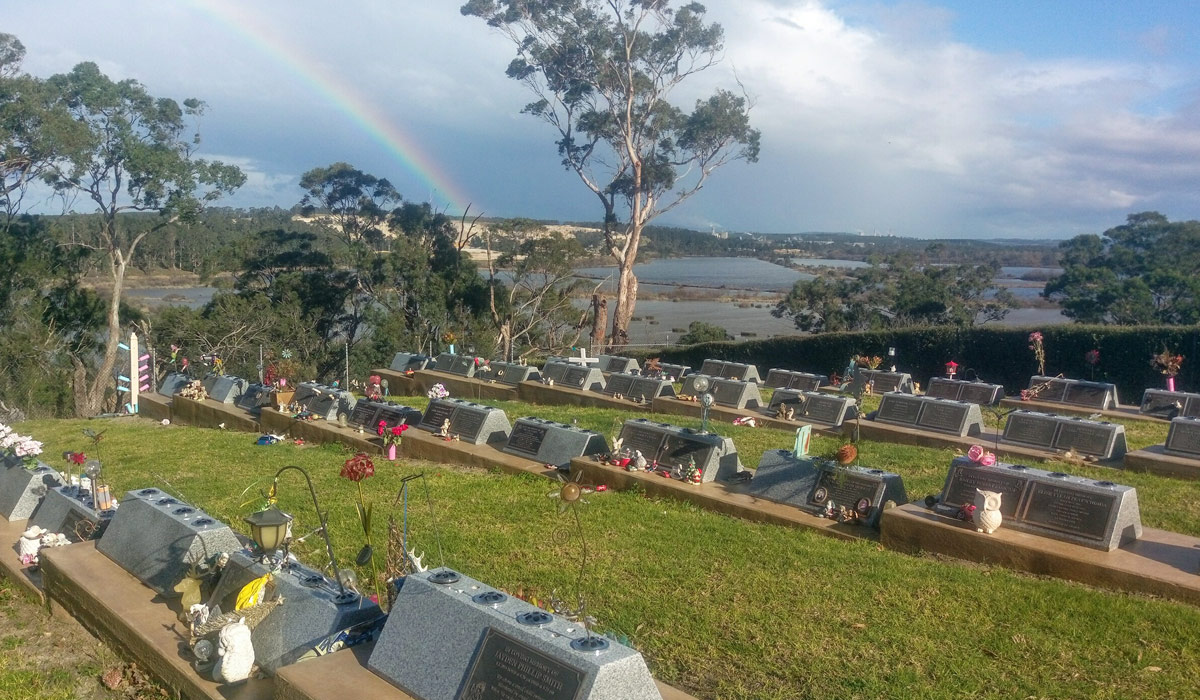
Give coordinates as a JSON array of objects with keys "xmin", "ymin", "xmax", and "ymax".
[{"xmin": 427, "ymin": 383, "xmax": 450, "ymax": 400}]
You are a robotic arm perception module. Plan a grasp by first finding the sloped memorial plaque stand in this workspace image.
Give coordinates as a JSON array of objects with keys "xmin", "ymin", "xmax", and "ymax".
[
  {"xmin": 389, "ymin": 352, "xmax": 432, "ymax": 373},
  {"xmin": 29, "ymin": 484, "xmax": 114, "ymax": 542},
  {"xmin": 697, "ymin": 359, "xmax": 762, "ymax": 383},
  {"xmin": 293, "ymin": 382, "xmax": 357, "ymax": 421},
  {"xmin": 1002, "ymin": 410, "xmax": 1127, "ymax": 461},
  {"xmin": 656, "ymin": 362, "xmax": 690, "ymax": 380},
  {"xmin": 502, "ymin": 417, "xmax": 608, "ymax": 469},
  {"xmin": 598, "ymin": 372, "xmax": 676, "ymax": 402},
  {"xmin": 208, "ymin": 549, "xmax": 383, "ymax": 674},
  {"xmin": 433, "ymin": 352, "xmax": 478, "ymax": 378},
  {"xmin": 541, "ymin": 361, "xmax": 606, "ymax": 392},
  {"xmin": 617, "ymin": 418, "xmax": 742, "ymax": 482},
  {"xmin": 1125, "ymin": 416, "xmax": 1200, "ymax": 480},
  {"xmin": 856, "ymin": 369, "xmax": 914, "ymax": 394},
  {"xmin": 764, "ymin": 369, "xmax": 828, "ymax": 392},
  {"xmin": 201, "ymin": 374, "xmax": 249, "ymax": 404},
  {"xmin": 96, "ymin": 488, "xmax": 243, "ymax": 595},
  {"xmin": 870, "ymin": 393, "xmax": 984, "ymax": 437},
  {"xmin": 764, "ymin": 390, "xmax": 857, "ymax": 430},
  {"xmin": 598, "ymin": 354, "xmax": 640, "ymax": 374},
  {"xmin": 681, "ymin": 375, "xmax": 763, "ymax": 410},
  {"xmin": 157, "ymin": 372, "xmax": 191, "ymax": 396},
  {"xmin": 1001, "ymin": 376, "xmax": 1157, "ymax": 422},
  {"xmin": 0, "ymin": 460, "xmax": 63, "ymax": 521},
  {"xmin": 924, "ymin": 377, "xmax": 1004, "ymax": 405},
  {"xmin": 748, "ymin": 451, "xmax": 906, "ymax": 529},
  {"xmin": 236, "ymin": 382, "xmax": 276, "ymax": 415},
  {"xmin": 416, "ymin": 398, "xmax": 511, "ymax": 445},
  {"xmin": 368, "ymin": 568, "xmax": 662, "ymax": 700},
  {"xmin": 1140, "ymin": 389, "xmax": 1200, "ymax": 420},
  {"xmin": 480, "ymin": 360, "xmax": 540, "ymax": 386},
  {"xmin": 930, "ymin": 457, "xmax": 1142, "ymax": 550},
  {"xmin": 347, "ymin": 400, "xmax": 422, "ymax": 432}
]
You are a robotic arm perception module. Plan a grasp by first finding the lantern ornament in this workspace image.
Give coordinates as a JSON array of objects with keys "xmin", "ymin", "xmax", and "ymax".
[
  {"xmin": 244, "ymin": 506, "xmax": 293, "ymax": 559},
  {"xmin": 945, "ymin": 360, "xmax": 959, "ymax": 379}
]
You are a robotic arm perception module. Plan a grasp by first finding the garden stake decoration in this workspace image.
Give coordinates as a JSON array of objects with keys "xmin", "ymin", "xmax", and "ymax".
[
  {"xmin": 384, "ymin": 472, "xmax": 446, "ymax": 611},
  {"xmin": 546, "ymin": 470, "xmax": 607, "ymax": 652},
  {"xmin": 341, "ymin": 452, "xmax": 381, "ymax": 604}
]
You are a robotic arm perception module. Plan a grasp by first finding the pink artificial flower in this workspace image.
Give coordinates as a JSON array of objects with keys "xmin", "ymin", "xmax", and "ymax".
[
  {"xmin": 967, "ymin": 445, "xmax": 985, "ymax": 463},
  {"xmin": 980, "ymin": 451, "xmax": 997, "ymax": 466}
]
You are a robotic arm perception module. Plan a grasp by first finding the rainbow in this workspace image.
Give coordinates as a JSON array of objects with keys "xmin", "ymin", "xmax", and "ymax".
[{"xmin": 187, "ymin": 0, "xmax": 477, "ymax": 214}]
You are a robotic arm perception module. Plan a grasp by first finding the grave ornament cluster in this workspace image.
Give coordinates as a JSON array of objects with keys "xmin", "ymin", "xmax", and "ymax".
[
  {"xmin": 29, "ymin": 483, "xmax": 114, "ymax": 542},
  {"xmin": 348, "ymin": 400, "xmax": 423, "ymax": 432},
  {"xmin": 748, "ymin": 451, "xmax": 907, "ymax": 528},
  {"xmin": 617, "ymin": 418, "xmax": 742, "ymax": 482},
  {"xmin": 416, "ymin": 398, "xmax": 512, "ymax": 445},
  {"xmin": 933, "ymin": 456, "xmax": 1142, "ymax": 550},
  {"xmin": 855, "ymin": 369, "xmax": 914, "ymax": 394},
  {"xmin": 924, "ymin": 377, "xmax": 1005, "ymax": 406},
  {"xmin": 1002, "ymin": 410, "xmax": 1127, "ymax": 460}
]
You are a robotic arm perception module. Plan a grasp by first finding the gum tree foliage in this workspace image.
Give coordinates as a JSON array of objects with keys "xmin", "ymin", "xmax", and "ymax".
[
  {"xmin": 42, "ymin": 62, "xmax": 244, "ymax": 416},
  {"xmin": 677, "ymin": 320, "xmax": 731, "ymax": 345},
  {"xmin": 461, "ymin": 0, "xmax": 760, "ymax": 346},
  {"xmin": 1044, "ymin": 212, "xmax": 1200, "ymax": 325},
  {"xmin": 773, "ymin": 258, "xmax": 1016, "ymax": 333}
]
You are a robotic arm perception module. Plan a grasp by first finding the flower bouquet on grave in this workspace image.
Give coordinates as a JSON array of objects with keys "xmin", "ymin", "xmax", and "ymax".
[
  {"xmin": 1151, "ymin": 348, "xmax": 1184, "ymax": 391},
  {"xmin": 0, "ymin": 424, "xmax": 43, "ymax": 469},
  {"xmin": 377, "ymin": 421, "xmax": 409, "ymax": 460},
  {"xmin": 1028, "ymin": 331, "xmax": 1045, "ymax": 375},
  {"xmin": 426, "ymin": 383, "xmax": 449, "ymax": 400}
]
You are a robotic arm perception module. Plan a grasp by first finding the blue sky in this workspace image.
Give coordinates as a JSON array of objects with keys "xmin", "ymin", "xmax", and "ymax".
[{"xmin": 6, "ymin": 0, "xmax": 1200, "ymax": 239}]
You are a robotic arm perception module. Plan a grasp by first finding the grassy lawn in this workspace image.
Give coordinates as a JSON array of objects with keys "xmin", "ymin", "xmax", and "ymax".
[{"xmin": 16, "ymin": 405, "xmax": 1200, "ymax": 700}]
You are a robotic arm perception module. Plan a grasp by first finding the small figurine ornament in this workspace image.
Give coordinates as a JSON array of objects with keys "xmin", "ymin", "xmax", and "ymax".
[
  {"xmin": 18, "ymin": 525, "xmax": 45, "ymax": 565},
  {"xmin": 972, "ymin": 489, "xmax": 1003, "ymax": 534},
  {"xmin": 633, "ymin": 450, "xmax": 648, "ymax": 471},
  {"xmin": 436, "ymin": 419, "xmax": 451, "ymax": 438},
  {"xmin": 212, "ymin": 618, "xmax": 255, "ymax": 683}
]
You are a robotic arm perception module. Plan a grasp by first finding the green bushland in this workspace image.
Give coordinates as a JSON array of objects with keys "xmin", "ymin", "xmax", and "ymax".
[
  {"xmin": 15, "ymin": 394, "xmax": 1200, "ymax": 700},
  {"xmin": 637, "ymin": 325, "xmax": 1200, "ymax": 400}
]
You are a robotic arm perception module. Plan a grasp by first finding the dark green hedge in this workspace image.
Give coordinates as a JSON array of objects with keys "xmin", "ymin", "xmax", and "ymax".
[{"xmin": 636, "ymin": 325, "xmax": 1200, "ymax": 400}]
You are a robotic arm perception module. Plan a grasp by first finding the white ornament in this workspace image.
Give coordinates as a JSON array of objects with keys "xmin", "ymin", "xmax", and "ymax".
[
  {"xmin": 212, "ymin": 618, "xmax": 255, "ymax": 684},
  {"xmin": 18, "ymin": 526, "xmax": 45, "ymax": 564},
  {"xmin": 972, "ymin": 489, "xmax": 1003, "ymax": 534}
]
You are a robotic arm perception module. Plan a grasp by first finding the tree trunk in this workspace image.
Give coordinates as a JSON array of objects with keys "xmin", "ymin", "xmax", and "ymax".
[
  {"xmin": 79, "ymin": 253, "xmax": 126, "ymax": 417},
  {"xmin": 590, "ymin": 295, "xmax": 607, "ymax": 353},
  {"xmin": 609, "ymin": 264, "xmax": 637, "ymax": 347}
]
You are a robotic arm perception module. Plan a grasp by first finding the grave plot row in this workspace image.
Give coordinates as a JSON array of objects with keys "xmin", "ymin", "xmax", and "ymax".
[
  {"xmin": 763, "ymin": 369, "xmax": 828, "ymax": 391},
  {"xmin": 1002, "ymin": 410, "xmax": 1127, "ymax": 460}
]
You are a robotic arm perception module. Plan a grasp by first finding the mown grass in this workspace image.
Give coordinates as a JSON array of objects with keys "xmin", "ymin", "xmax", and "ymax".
[{"xmin": 17, "ymin": 406, "xmax": 1200, "ymax": 700}]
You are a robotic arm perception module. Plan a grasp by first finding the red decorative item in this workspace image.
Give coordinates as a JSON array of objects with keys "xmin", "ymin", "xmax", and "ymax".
[
  {"xmin": 944, "ymin": 360, "xmax": 958, "ymax": 378},
  {"xmin": 340, "ymin": 453, "xmax": 376, "ymax": 482},
  {"xmin": 836, "ymin": 444, "xmax": 857, "ymax": 465}
]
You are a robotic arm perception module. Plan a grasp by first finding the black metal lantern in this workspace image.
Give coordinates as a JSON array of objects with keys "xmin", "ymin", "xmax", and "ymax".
[{"xmin": 244, "ymin": 506, "xmax": 293, "ymax": 554}]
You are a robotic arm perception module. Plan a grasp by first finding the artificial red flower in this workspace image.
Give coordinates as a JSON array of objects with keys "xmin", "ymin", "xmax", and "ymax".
[
  {"xmin": 340, "ymin": 452, "xmax": 376, "ymax": 482},
  {"xmin": 376, "ymin": 420, "xmax": 387, "ymax": 437}
]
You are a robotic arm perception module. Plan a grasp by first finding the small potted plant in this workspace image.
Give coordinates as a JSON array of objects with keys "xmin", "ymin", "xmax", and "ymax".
[{"xmin": 265, "ymin": 350, "xmax": 300, "ymax": 410}]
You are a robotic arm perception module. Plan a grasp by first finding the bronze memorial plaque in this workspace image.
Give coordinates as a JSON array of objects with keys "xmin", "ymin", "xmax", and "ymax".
[
  {"xmin": 1164, "ymin": 418, "xmax": 1200, "ymax": 457},
  {"xmin": 807, "ymin": 470, "xmax": 879, "ymax": 513},
  {"xmin": 453, "ymin": 408, "xmax": 487, "ymax": 442},
  {"xmin": 1004, "ymin": 412, "xmax": 1058, "ymax": 448},
  {"xmin": 562, "ymin": 366, "xmax": 589, "ymax": 388},
  {"xmin": 349, "ymin": 402, "xmax": 381, "ymax": 429},
  {"xmin": 941, "ymin": 465, "xmax": 1030, "ymax": 518},
  {"xmin": 1020, "ymin": 481, "xmax": 1116, "ymax": 542},
  {"xmin": 620, "ymin": 424, "xmax": 665, "ymax": 460},
  {"xmin": 505, "ymin": 422, "xmax": 549, "ymax": 457},
  {"xmin": 1053, "ymin": 420, "xmax": 1114, "ymax": 456},
  {"xmin": 419, "ymin": 401, "xmax": 457, "ymax": 431},
  {"xmin": 916, "ymin": 401, "xmax": 968, "ymax": 434},
  {"xmin": 603, "ymin": 374, "xmax": 635, "ymax": 397},
  {"xmin": 457, "ymin": 628, "xmax": 584, "ymax": 700},
  {"xmin": 924, "ymin": 379, "xmax": 961, "ymax": 400},
  {"xmin": 876, "ymin": 395, "xmax": 922, "ymax": 425}
]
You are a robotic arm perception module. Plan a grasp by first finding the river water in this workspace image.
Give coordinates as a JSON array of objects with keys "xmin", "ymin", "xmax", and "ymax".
[{"xmin": 123, "ymin": 257, "xmax": 1067, "ymax": 345}]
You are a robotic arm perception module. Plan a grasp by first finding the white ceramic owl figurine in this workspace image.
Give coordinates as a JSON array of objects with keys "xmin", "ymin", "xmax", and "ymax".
[
  {"xmin": 972, "ymin": 489, "xmax": 1003, "ymax": 534},
  {"xmin": 212, "ymin": 618, "xmax": 254, "ymax": 684}
]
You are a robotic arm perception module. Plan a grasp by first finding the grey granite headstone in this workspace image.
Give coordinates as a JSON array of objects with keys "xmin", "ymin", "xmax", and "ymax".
[
  {"xmin": 698, "ymin": 359, "xmax": 725, "ymax": 376},
  {"xmin": 416, "ymin": 398, "xmax": 511, "ymax": 445},
  {"xmin": 1001, "ymin": 410, "xmax": 1060, "ymax": 449},
  {"xmin": 0, "ymin": 460, "xmax": 63, "ymax": 520},
  {"xmin": 96, "ymin": 488, "xmax": 243, "ymax": 595},
  {"xmin": 618, "ymin": 418, "xmax": 742, "ymax": 482},
  {"xmin": 597, "ymin": 354, "xmax": 640, "ymax": 374},
  {"xmin": 934, "ymin": 456, "xmax": 1142, "ymax": 551},
  {"xmin": 1140, "ymin": 389, "xmax": 1200, "ymax": 419},
  {"xmin": 1002, "ymin": 410, "xmax": 1125, "ymax": 459},
  {"xmin": 206, "ymin": 374, "xmax": 249, "ymax": 404},
  {"xmin": 765, "ymin": 389, "xmax": 857, "ymax": 427},
  {"xmin": 480, "ymin": 361, "xmax": 540, "ymax": 386},
  {"xmin": 389, "ymin": 352, "xmax": 432, "ymax": 373},
  {"xmin": 29, "ymin": 484, "xmax": 114, "ymax": 542},
  {"xmin": 656, "ymin": 362, "xmax": 690, "ymax": 380},
  {"xmin": 1163, "ymin": 416, "xmax": 1200, "ymax": 458},
  {"xmin": 158, "ymin": 372, "xmax": 191, "ymax": 396},
  {"xmin": 601, "ymin": 372, "xmax": 637, "ymax": 397},
  {"xmin": 796, "ymin": 461, "xmax": 907, "ymax": 529},
  {"xmin": 1027, "ymin": 375, "xmax": 1118, "ymax": 409},
  {"xmin": 764, "ymin": 369, "xmax": 794, "ymax": 389},
  {"xmin": 858, "ymin": 370, "xmax": 915, "ymax": 394},
  {"xmin": 502, "ymin": 417, "xmax": 608, "ymax": 468},
  {"xmin": 209, "ymin": 549, "xmax": 383, "ymax": 674},
  {"xmin": 540, "ymin": 360, "xmax": 569, "ymax": 384},
  {"xmin": 765, "ymin": 369, "xmax": 828, "ymax": 391},
  {"xmin": 925, "ymin": 377, "xmax": 1004, "ymax": 406},
  {"xmin": 434, "ymin": 353, "xmax": 478, "ymax": 378},
  {"xmin": 681, "ymin": 374, "xmax": 763, "ymax": 409},
  {"xmin": 236, "ymin": 383, "xmax": 275, "ymax": 414},
  {"xmin": 368, "ymin": 568, "xmax": 662, "ymax": 700},
  {"xmin": 559, "ymin": 365, "xmax": 606, "ymax": 392},
  {"xmin": 294, "ymin": 383, "xmax": 357, "ymax": 421},
  {"xmin": 872, "ymin": 394, "xmax": 983, "ymax": 437},
  {"xmin": 747, "ymin": 450, "xmax": 820, "ymax": 506},
  {"xmin": 372, "ymin": 403, "xmax": 424, "ymax": 431}
]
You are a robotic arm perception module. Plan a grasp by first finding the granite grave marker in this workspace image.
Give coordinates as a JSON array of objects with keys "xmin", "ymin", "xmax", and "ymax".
[
  {"xmin": 416, "ymin": 398, "xmax": 511, "ymax": 445},
  {"xmin": 1163, "ymin": 416, "xmax": 1200, "ymax": 458},
  {"xmin": 502, "ymin": 417, "xmax": 608, "ymax": 468},
  {"xmin": 616, "ymin": 418, "xmax": 742, "ymax": 482},
  {"xmin": 0, "ymin": 460, "xmax": 63, "ymax": 520},
  {"xmin": 389, "ymin": 352, "xmax": 431, "ymax": 373},
  {"xmin": 1140, "ymin": 389, "xmax": 1200, "ymax": 419},
  {"xmin": 765, "ymin": 389, "xmax": 857, "ymax": 427}
]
